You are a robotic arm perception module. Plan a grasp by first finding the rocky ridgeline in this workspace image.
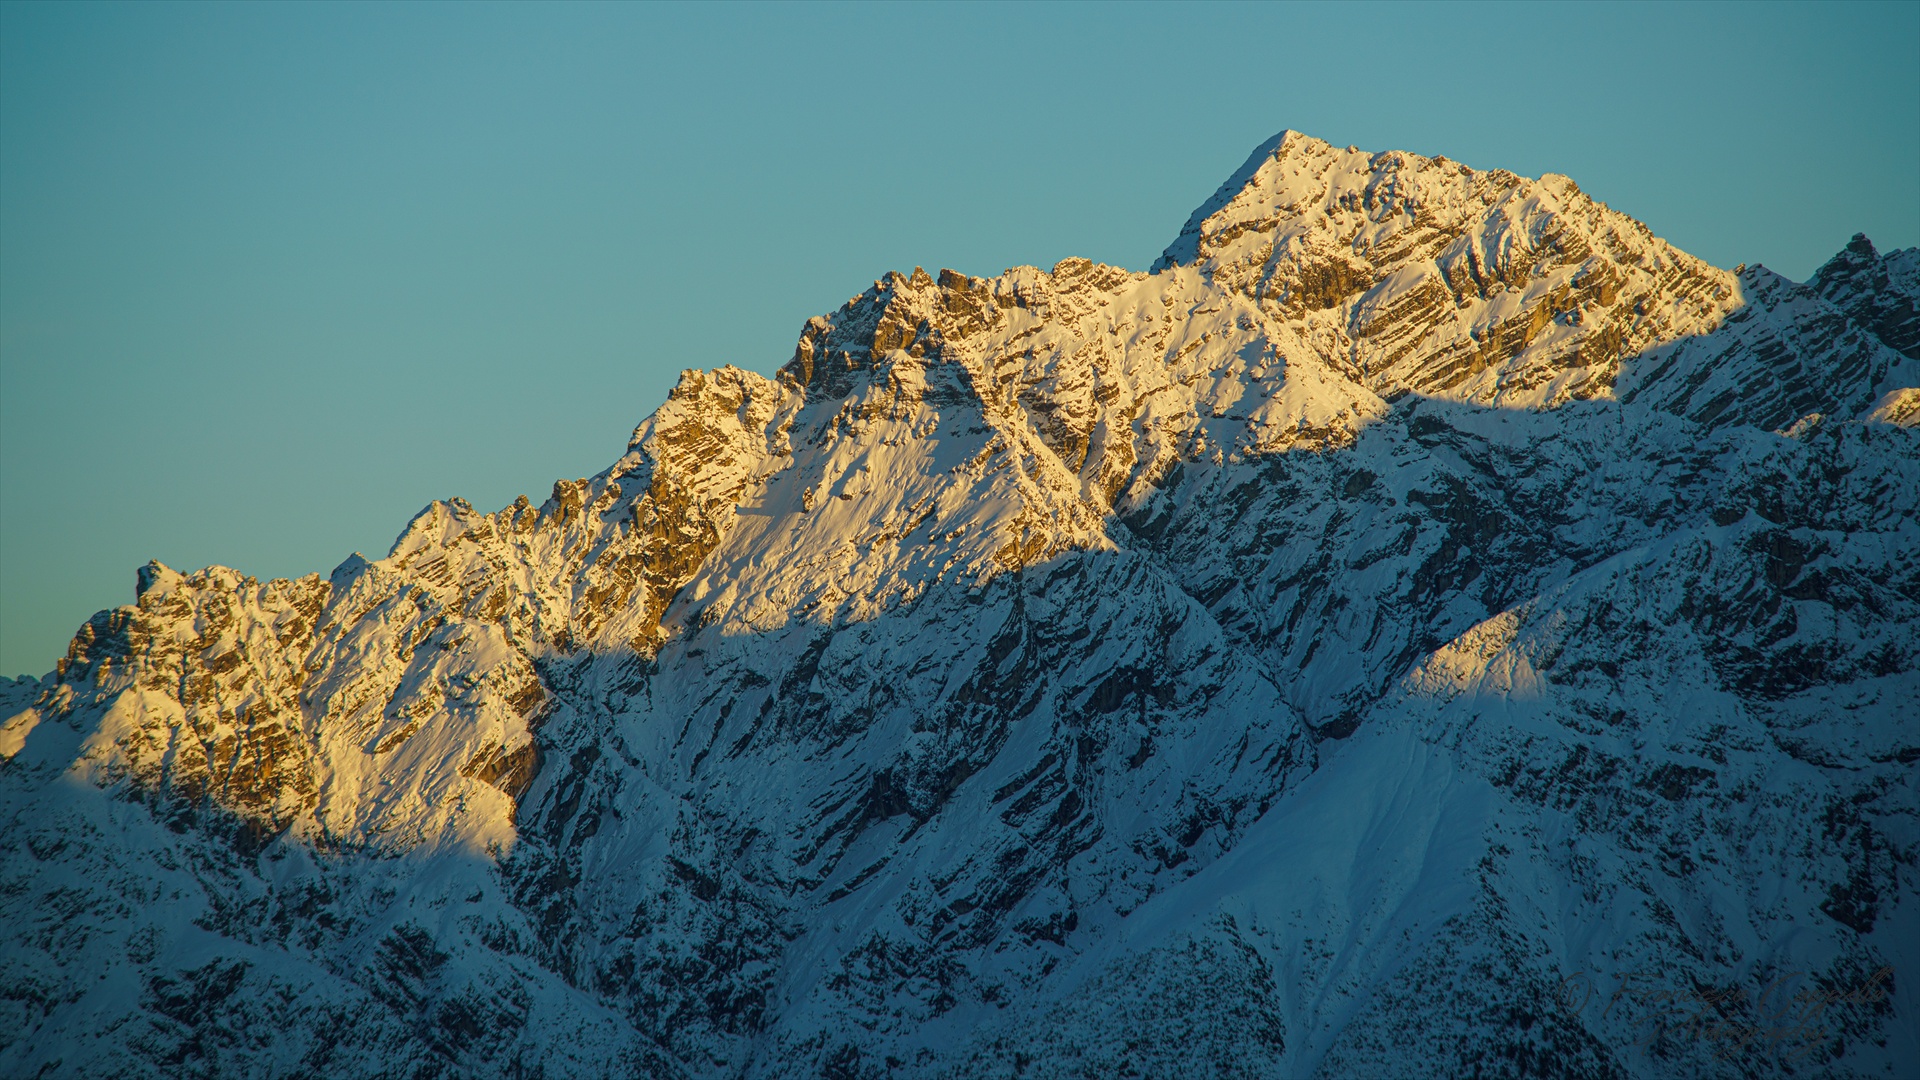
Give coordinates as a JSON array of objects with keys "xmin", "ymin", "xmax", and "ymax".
[{"xmin": 3, "ymin": 132, "xmax": 1917, "ymax": 1078}]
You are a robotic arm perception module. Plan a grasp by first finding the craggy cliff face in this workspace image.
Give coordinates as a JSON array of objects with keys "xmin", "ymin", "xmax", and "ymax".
[{"xmin": 4, "ymin": 132, "xmax": 1918, "ymax": 1078}]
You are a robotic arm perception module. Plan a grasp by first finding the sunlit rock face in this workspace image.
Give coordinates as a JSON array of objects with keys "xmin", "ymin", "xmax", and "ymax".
[{"xmin": 3, "ymin": 131, "xmax": 1916, "ymax": 1079}]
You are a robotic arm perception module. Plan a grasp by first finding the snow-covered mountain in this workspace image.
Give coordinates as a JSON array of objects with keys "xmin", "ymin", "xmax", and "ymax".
[{"xmin": 4, "ymin": 131, "xmax": 1916, "ymax": 1078}]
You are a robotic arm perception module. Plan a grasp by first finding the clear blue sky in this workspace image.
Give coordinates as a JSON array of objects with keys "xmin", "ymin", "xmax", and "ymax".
[{"xmin": 3, "ymin": 1, "xmax": 1916, "ymax": 677}]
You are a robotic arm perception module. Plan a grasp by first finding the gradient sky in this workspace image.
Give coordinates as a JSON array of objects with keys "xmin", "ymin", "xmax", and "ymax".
[{"xmin": 2, "ymin": 1, "xmax": 1917, "ymax": 676}]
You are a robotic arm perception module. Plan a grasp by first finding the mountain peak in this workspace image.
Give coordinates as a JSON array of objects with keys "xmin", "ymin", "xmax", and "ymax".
[
  {"xmin": 134, "ymin": 559, "xmax": 183, "ymax": 600},
  {"xmin": 1154, "ymin": 129, "xmax": 1326, "ymax": 270},
  {"xmin": 1152, "ymin": 131, "xmax": 1753, "ymax": 413},
  {"xmin": 1810, "ymin": 231, "xmax": 1920, "ymax": 360}
]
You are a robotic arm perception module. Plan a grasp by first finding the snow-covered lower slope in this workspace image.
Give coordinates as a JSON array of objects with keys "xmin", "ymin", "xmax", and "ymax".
[{"xmin": 3, "ymin": 131, "xmax": 1916, "ymax": 1079}]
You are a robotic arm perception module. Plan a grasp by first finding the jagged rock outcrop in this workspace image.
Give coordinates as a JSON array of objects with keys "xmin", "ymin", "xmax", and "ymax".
[
  {"xmin": 1810, "ymin": 233, "xmax": 1920, "ymax": 361},
  {"xmin": 4, "ymin": 131, "xmax": 1916, "ymax": 1079}
]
